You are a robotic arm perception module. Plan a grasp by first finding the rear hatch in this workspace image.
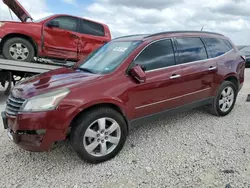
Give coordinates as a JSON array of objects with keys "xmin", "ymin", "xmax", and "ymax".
[{"xmin": 2, "ymin": 0, "xmax": 33, "ymax": 22}]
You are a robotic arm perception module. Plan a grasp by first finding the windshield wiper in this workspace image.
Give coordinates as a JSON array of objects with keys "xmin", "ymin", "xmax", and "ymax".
[{"xmin": 78, "ymin": 67, "xmax": 95, "ymax": 74}]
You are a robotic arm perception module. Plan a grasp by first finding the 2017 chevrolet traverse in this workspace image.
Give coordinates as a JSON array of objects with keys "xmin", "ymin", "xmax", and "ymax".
[{"xmin": 2, "ymin": 31, "xmax": 245, "ymax": 163}]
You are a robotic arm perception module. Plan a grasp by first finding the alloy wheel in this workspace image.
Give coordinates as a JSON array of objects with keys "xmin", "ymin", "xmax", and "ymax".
[
  {"xmin": 83, "ymin": 117, "xmax": 121, "ymax": 157},
  {"xmin": 219, "ymin": 86, "xmax": 235, "ymax": 112},
  {"xmin": 9, "ymin": 43, "xmax": 29, "ymax": 60}
]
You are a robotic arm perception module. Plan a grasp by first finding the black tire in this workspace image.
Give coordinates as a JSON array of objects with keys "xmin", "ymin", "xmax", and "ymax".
[
  {"xmin": 209, "ymin": 81, "xmax": 237, "ymax": 116},
  {"xmin": 2, "ymin": 37, "xmax": 35, "ymax": 62},
  {"xmin": 70, "ymin": 107, "xmax": 128, "ymax": 164}
]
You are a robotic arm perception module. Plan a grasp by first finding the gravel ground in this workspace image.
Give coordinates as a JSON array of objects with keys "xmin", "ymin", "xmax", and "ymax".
[{"xmin": 0, "ymin": 69, "xmax": 249, "ymax": 188}]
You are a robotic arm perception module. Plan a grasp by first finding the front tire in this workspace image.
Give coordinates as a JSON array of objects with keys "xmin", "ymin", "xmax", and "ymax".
[
  {"xmin": 209, "ymin": 81, "xmax": 237, "ymax": 116},
  {"xmin": 2, "ymin": 37, "xmax": 35, "ymax": 62},
  {"xmin": 71, "ymin": 107, "xmax": 128, "ymax": 164}
]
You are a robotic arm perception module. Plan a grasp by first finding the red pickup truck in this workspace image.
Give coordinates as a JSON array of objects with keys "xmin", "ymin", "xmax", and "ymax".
[{"xmin": 0, "ymin": 0, "xmax": 111, "ymax": 62}]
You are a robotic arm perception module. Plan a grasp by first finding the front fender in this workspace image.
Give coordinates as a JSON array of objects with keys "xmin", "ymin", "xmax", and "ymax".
[{"xmin": 64, "ymin": 97, "xmax": 127, "ymax": 130}]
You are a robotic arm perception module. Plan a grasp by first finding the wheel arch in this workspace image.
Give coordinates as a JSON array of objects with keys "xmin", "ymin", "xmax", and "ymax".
[
  {"xmin": 69, "ymin": 102, "xmax": 130, "ymax": 132},
  {"xmin": 223, "ymin": 74, "xmax": 239, "ymax": 91},
  {"xmin": 0, "ymin": 33, "xmax": 38, "ymax": 56}
]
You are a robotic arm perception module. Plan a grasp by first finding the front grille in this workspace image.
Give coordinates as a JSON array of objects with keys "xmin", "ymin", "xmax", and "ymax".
[{"xmin": 6, "ymin": 95, "xmax": 26, "ymax": 116}]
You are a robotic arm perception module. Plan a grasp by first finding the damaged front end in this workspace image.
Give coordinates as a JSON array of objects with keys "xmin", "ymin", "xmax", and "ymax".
[{"xmin": 7, "ymin": 129, "xmax": 46, "ymax": 151}]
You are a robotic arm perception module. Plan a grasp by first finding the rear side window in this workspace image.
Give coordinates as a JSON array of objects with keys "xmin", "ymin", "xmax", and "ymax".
[
  {"xmin": 203, "ymin": 37, "xmax": 233, "ymax": 58},
  {"xmin": 134, "ymin": 39, "xmax": 175, "ymax": 71},
  {"xmin": 176, "ymin": 37, "xmax": 207, "ymax": 64},
  {"xmin": 223, "ymin": 39, "xmax": 233, "ymax": 51},
  {"xmin": 79, "ymin": 19, "xmax": 105, "ymax": 36},
  {"xmin": 50, "ymin": 16, "xmax": 78, "ymax": 32}
]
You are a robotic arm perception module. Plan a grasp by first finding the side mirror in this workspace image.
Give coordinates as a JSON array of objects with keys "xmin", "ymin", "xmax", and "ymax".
[
  {"xmin": 129, "ymin": 65, "xmax": 146, "ymax": 83},
  {"xmin": 47, "ymin": 20, "xmax": 59, "ymax": 28}
]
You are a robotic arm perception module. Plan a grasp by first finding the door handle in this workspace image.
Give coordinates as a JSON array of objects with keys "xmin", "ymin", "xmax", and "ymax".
[
  {"xmin": 208, "ymin": 66, "xmax": 217, "ymax": 71},
  {"xmin": 170, "ymin": 74, "xmax": 181, "ymax": 79}
]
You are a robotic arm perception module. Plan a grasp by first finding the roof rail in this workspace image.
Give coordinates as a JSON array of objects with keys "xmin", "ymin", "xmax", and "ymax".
[
  {"xmin": 144, "ymin": 31, "xmax": 224, "ymax": 39},
  {"xmin": 113, "ymin": 34, "xmax": 148, "ymax": 40}
]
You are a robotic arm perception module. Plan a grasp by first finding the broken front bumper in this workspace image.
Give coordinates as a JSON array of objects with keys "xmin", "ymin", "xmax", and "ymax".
[
  {"xmin": 1, "ymin": 111, "xmax": 68, "ymax": 152},
  {"xmin": 6, "ymin": 128, "xmax": 46, "ymax": 151}
]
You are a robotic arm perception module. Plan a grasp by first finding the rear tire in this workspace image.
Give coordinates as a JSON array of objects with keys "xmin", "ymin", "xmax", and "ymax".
[
  {"xmin": 209, "ymin": 81, "xmax": 237, "ymax": 116},
  {"xmin": 70, "ymin": 107, "xmax": 128, "ymax": 164},
  {"xmin": 2, "ymin": 37, "xmax": 35, "ymax": 62}
]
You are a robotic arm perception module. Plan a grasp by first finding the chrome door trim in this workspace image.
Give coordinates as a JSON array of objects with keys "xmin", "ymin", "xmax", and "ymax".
[{"xmin": 135, "ymin": 87, "xmax": 211, "ymax": 110}]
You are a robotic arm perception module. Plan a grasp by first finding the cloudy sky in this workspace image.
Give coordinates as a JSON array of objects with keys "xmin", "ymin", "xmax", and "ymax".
[{"xmin": 0, "ymin": 0, "xmax": 250, "ymax": 45}]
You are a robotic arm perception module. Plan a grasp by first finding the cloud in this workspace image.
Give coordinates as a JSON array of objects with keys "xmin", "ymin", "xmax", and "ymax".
[
  {"xmin": 84, "ymin": 0, "xmax": 250, "ymax": 45},
  {"xmin": 205, "ymin": 0, "xmax": 250, "ymax": 17},
  {"xmin": 101, "ymin": 0, "xmax": 183, "ymax": 10},
  {"xmin": 0, "ymin": 0, "xmax": 250, "ymax": 45},
  {"xmin": 61, "ymin": 0, "xmax": 77, "ymax": 6}
]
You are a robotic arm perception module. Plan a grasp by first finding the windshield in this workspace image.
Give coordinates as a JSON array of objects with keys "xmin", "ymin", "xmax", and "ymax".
[
  {"xmin": 78, "ymin": 41, "xmax": 141, "ymax": 74},
  {"xmin": 34, "ymin": 15, "xmax": 52, "ymax": 23}
]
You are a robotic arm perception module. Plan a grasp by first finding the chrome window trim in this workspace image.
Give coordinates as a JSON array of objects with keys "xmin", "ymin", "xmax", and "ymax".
[
  {"xmin": 145, "ymin": 49, "xmax": 233, "ymax": 73},
  {"xmin": 146, "ymin": 64, "xmax": 181, "ymax": 73},
  {"xmin": 135, "ymin": 88, "xmax": 211, "ymax": 110},
  {"xmin": 133, "ymin": 36, "xmax": 234, "ymax": 73}
]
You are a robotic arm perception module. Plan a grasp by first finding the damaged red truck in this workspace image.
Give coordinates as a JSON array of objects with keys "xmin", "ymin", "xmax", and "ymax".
[{"xmin": 0, "ymin": 0, "xmax": 111, "ymax": 62}]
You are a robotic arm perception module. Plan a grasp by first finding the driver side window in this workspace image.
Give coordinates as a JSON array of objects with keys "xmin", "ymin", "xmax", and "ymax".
[
  {"xmin": 134, "ymin": 39, "xmax": 175, "ymax": 71},
  {"xmin": 50, "ymin": 16, "xmax": 78, "ymax": 32}
]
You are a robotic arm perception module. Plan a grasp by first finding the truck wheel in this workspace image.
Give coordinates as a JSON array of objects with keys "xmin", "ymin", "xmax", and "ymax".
[
  {"xmin": 2, "ymin": 37, "xmax": 35, "ymax": 62},
  {"xmin": 209, "ymin": 81, "xmax": 237, "ymax": 116},
  {"xmin": 71, "ymin": 107, "xmax": 128, "ymax": 164}
]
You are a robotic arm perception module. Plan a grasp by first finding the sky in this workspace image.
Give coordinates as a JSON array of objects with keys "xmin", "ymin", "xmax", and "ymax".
[{"xmin": 0, "ymin": 0, "xmax": 250, "ymax": 45}]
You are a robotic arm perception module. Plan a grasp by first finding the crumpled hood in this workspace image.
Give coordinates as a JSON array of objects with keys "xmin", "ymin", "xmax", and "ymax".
[
  {"xmin": 3, "ymin": 0, "xmax": 33, "ymax": 22},
  {"xmin": 12, "ymin": 68, "xmax": 101, "ymax": 99}
]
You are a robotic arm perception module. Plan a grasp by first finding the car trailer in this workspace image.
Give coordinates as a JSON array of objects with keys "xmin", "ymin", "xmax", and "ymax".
[{"xmin": 0, "ymin": 58, "xmax": 72, "ymax": 95}]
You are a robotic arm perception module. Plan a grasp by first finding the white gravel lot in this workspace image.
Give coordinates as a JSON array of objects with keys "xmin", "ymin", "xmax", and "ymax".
[{"xmin": 0, "ymin": 69, "xmax": 250, "ymax": 188}]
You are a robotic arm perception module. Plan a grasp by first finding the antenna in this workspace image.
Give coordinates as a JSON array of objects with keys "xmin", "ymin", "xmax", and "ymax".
[
  {"xmin": 8, "ymin": 8, "xmax": 13, "ymax": 20},
  {"xmin": 201, "ymin": 26, "xmax": 204, "ymax": 31}
]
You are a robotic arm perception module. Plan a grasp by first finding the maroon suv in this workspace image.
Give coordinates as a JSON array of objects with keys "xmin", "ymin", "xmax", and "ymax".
[{"xmin": 1, "ymin": 31, "xmax": 245, "ymax": 163}]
